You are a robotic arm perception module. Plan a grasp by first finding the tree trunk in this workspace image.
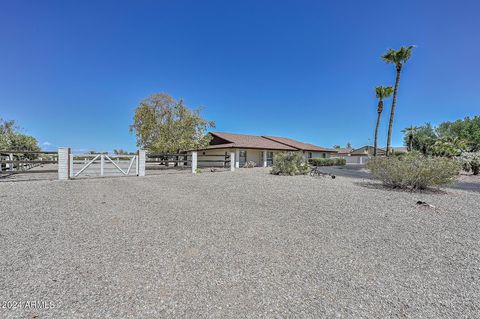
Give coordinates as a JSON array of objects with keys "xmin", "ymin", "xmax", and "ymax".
[
  {"xmin": 373, "ymin": 100, "xmax": 383, "ymax": 157},
  {"xmin": 386, "ymin": 64, "xmax": 402, "ymax": 156},
  {"xmin": 408, "ymin": 136, "xmax": 413, "ymax": 152}
]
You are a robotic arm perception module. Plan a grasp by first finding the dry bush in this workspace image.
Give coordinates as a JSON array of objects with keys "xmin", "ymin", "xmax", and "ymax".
[
  {"xmin": 366, "ymin": 153, "xmax": 461, "ymax": 190},
  {"xmin": 271, "ymin": 152, "xmax": 310, "ymax": 176}
]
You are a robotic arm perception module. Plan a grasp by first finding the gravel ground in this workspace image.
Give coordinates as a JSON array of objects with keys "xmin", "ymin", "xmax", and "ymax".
[
  {"xmin": 321, "ymin": 165, "xmax": 480, "ymax": 193},
  {"xmin": 1, "ymin": 168, "xmax": 479, "ymax": 318}
]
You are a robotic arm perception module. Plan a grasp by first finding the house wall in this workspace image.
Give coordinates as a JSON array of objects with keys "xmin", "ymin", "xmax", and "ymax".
[
  {"xmin": 197, "ymin": 149, "xmax": 231, "ymax": 167},
  {"xmin": 197, "ymin": 148, "xmax": 275, "ymax": 168},
  {"xmin": 303, "ymin": 151, "xmax": 334, "ymax": 159},
  {"xmin": 245, "ymin": 149, "xmax": 263, "ymax": 166},
  {"xmin": 197, "ymin": 148, "xmax": 337, "ymax": 167}
]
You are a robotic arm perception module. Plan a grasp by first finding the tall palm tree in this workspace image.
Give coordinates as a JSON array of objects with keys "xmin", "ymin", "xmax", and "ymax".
[
  {"xmin": 401, "ymin": 125, "xmax": 418, "ymax": 151},
  {"xmin": 373, "ymin": 86, "xmax": 394, "ymax": 156},
  {"xmin": 382, "ymin": 45, "xmax": 415, "ymax": 155}
]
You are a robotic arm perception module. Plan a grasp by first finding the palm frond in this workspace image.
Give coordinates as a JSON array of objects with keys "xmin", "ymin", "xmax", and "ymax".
[
  {"xmin": 375, "ymin": 86, "xmax": 394, "ymax": 99},
  {"xmin": 382, "ymin": 45, "xmax": 415, "ymax": 64}
]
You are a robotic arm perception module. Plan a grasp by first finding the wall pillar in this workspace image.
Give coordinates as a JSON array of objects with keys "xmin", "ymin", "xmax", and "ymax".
[
  {"xmin": 138, "ymin": 150, "xmax": 146, "ymax": 176},
  {"xmin": 263, "ymin": 150, "xmax": 267, "ymax": 167},
  {"xmin": 58, "ymin": 147, "xmax": 70, "ymax": 180},
  {"xmin": 230, "ymin": 151, "xmax": 235, "ymax": 171},
  {"xmin": 191, "ymin": 151, "xmax": 197, "ymax": 174},
  {"xmin": 235, "ymin": 149, "xmax": 240, "ymax": 168}
]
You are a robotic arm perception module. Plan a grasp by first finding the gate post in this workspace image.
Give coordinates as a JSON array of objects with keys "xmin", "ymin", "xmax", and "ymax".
[
  {"xmin": 230, "ymin": 151, "xmax": 235, "ymax": 171},
  {"xmin": 58, "ymin": 147, "xmax": 70, "ymax": 180},
  {"xmin": 69, "ymin": 153, "xmax": 74, "ymax": 178},
  {"xmin": 100, "ymin": 155, "xmax": 104, "ymax": 176},
  {"xmin": 138, "ymin": 150, "xmax": 146, "ymax": 176},
  {"xmin": 191, "ymin": 151, "xmax": 197, "ymax": 174}
]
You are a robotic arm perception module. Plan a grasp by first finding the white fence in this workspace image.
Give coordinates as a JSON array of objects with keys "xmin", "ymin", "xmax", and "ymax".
[
  {"xmin": 58, "ymin": 149, "xmax": 235, "ymax": 180},
  {"xmin": 58, "ymin": 148, "xmax": 146, "ymax": 180}
]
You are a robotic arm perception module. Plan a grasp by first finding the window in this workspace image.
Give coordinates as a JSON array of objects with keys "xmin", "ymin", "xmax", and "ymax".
[
  {"xmin": 239, "ymin": 150, "xmax": 247, "ymax": 166},
  {"xmin": 308, "ymin": 152, "xmax": 313, "ymax": 159},
  {"xmin": 267, "ymin": 151, "xmax": 274, "ymax": 166}
]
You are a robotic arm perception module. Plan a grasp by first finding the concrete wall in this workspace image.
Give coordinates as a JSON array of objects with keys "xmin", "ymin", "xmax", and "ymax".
[{"xmin": 345, "ymin": 155, "xmax": 369, "ymax": 164}]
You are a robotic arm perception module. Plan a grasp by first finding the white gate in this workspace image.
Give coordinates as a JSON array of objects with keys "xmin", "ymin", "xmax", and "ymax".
[{"xmin": 69, "ymin": 153, "xmax": 140, "ymax": 178}]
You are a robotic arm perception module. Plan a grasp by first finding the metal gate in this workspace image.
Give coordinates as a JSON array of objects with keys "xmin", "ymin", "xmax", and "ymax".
[{"xmin": 69, "ymin": 153, "xmax": 139, "ymax": 178}]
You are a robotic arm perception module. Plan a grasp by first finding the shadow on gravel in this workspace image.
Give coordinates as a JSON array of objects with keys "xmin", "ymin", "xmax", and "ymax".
[{"xmin": 353, "ymin": 181, "xmax": 449, "ymax": 195}]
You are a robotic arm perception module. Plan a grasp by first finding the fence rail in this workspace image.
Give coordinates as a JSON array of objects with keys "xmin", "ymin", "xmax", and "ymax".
[
  {"xmin": 1, "ymin": 149, "xmax": 236, "ymax": 178},
  {"xmin": 0, "ymin": 150, "xmax": 58, "ymax": 154},
  {"xmin": 1, "ymin": 150, "xmax": 58, "ymax": 174}
]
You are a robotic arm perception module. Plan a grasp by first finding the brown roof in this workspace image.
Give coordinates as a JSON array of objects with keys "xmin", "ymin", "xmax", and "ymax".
[
  {"xmin": 262, "ymin": 136, "xmax": 337, "ymax": 152},
  {"xmin": 335, "ymin": 147, "xmax": 353, "ymax": 154},
  {"xmin": 350, "ymin": 146, "xmax": 386, "ymax": 155},
  {"xmin": 209, "ymin": 132, "xmax": 296, "ymax": 150},
  {"xmin": 204, "ymin": 132, "xmax": 333, "ymax": 152}
]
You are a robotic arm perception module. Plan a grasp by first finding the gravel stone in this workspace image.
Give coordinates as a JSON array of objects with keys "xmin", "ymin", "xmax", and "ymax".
[{"xmin": 1, "ymin": 168, "xmax": 479, "ymax": 318}]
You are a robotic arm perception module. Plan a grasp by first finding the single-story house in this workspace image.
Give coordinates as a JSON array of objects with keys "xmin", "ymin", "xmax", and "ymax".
[
  {"xmin": 343, "ymin": 145, "xmax": 386, "ymax": 164},
  {"xmin": 350, "ymin": 146, "xmax": 387, "ymax": 157},
  {"xmin": 333, "ymin": 147, "xmax": 354, "ymax": 158},
  {"xmin": 197, "ymin": 132, "xmax": 337, "ymax": 168}
]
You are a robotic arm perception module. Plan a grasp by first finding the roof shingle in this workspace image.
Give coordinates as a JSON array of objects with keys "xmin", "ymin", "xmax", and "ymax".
[{"xmin": 204, "ymin": 132, "xmax": 334, "ymax": 152}]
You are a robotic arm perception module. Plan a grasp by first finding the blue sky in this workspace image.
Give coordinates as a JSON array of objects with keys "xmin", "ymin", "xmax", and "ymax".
[{"xmin": 1, "ymin": 0, "xmax": 479, "ymax": 152}]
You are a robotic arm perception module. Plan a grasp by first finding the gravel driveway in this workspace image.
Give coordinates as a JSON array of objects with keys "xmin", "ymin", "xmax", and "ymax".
[
  {"xmin": 1, "ymin": 168, "xmax": 479, "ymax": 318},
  {"xmin": 321, "ymin": 165, "xmax": 480, "ymax": 193}
]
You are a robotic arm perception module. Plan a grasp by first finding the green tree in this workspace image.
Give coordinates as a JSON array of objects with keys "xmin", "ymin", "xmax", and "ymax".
[
  {"xmin": 382, "ymin": 45, "xmax": 415, "ymax": 155},
  {"xmin": 436, "ymin": 116, "xmax": 480, "ymax": 151},
  {"xmin": 401, "ymin": 125, "xmax": 418, "ymax": 151},
  {"xmin": 0, "ymin": 118, "xmax": 40, "ymax": 152},
  {"xmin": 113, "ymin": 149, "xmax": 132, "ymax": 155},
  {"xmin": 431, "ymin": 136, "xmax": 466, "ymax": 157},
  {"xmin": 373, "ymin": 86, "xmax": 394, "ymax": 156},
  {"xmin": 130, "ymin": 93, "xmax": 215, "ymax": 153},
  {"xmin": 0, "ymin": 118, "xmax": 16, "ymax": 149},
  {"xmin": 406, "ymin": 123, "xmax": 436, "ymax": 155}
]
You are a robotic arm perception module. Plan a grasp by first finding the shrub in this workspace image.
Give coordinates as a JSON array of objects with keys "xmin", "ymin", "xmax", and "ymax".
[
  {"xmin": 460, "ymin": 152, "xmax": 480, "ymax": 175},
  {"xmin": 243, "ymin": 160, "xmax": 256, "ymax": 168},
  {"xmin": 309, "ymin": 158, "xmax": 346, "ymax": 166},
  {"xmin": 271, "ymin": 152, "xmax": 310, "ymax": 176},
  {"xmin": 366, "ymin": 153, "xmax": 461, "ymax": 190}
]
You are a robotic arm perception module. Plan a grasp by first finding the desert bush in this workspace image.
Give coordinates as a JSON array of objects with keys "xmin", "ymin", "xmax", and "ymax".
[
  {"xmin": 309, "ymin": 158, "xmax": 346, "ymax": 166},
  {"xmin": 243, "ymin": 160, "xmax": 256, "ymax": 168},
  {"xmin": 271, "ymin": 152, "xmax": 310, "ymax": 176},
  {"xmin": 366, "ymin": 153, "xmax": 461, "ymax": 190},
  {"xmin": 460, "ymin": 152, "xmax": 480, "ymax": 175}
]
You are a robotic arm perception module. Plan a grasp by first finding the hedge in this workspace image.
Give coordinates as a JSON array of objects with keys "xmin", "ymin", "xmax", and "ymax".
[{"xmin": 308, "ymin": 158, "xmax": 346, "ymax": 166}]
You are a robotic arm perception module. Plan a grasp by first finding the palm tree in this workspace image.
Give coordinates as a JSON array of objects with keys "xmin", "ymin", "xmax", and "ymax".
[
  {"xmin": 373, "ymin": 86, "xmax": 394, "ymax": 156},
  {"xmin": 401, "ymin": 125, "xmax": 418, "ymax": 151},
  {"xmin": 382, "ymin": 45, "xmax": 415, "ymax": 155}
]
